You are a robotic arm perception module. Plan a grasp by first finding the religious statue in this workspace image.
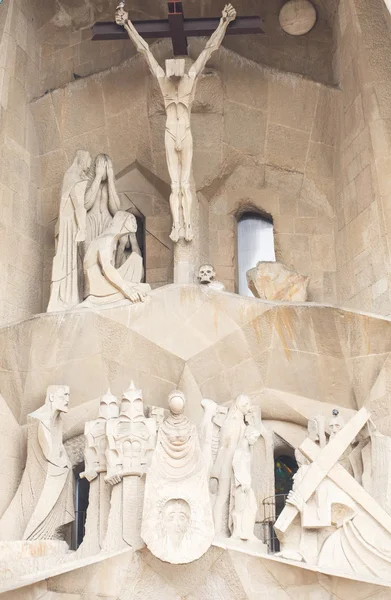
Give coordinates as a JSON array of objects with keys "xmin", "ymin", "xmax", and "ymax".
[
  {"xmin": 47, "ymin": 151, "xmax": 91, "ymax": 312},
  {"xmin": 307, "ymin": 414, "xmax": 326, "ymax": 448},
  {"xmin": 141, "ymin": 391, "xmax": 214, "ymax": 564},
  {"xmin": 275, "ymin": 408, "xmax": 391, "ymax": 580},
  {"xmin": 78, "ymin": 390, "xmax": 120, "ymax": 556},
  {"xmin": 84, "ymin": 154, "xmax": 121, "ymax": 247},
  {"xmin": 80, "ymin": 211, "xmax": 151, "ymax": 307},
  {"xmin": 198, "ymin": 264, "xmax": 225, "ymax": 291},
  {"xmin": 115, "ymin": 3, "xmax": 237, "ymax": 243},
  {"xmin": 210, "ymin": 394, "xmax": 252, "ymax": 535},
  {"xmin": 104, "ymin": 383, "xmax": 156, "ymax": 550},
  {"xmin": 328, "ymin": 409, "xmax": 354, "ymax": 476},
  {"xmin": 23, "ymin": 386, "xmax": 74, "ymax": 541},
  {"xmin": 0, "ymin": 386, "xmax": 74, "ymax": 542},
  {"xmin": 230, "ymin": 425, "xmax": 260, "ymax": 541}
]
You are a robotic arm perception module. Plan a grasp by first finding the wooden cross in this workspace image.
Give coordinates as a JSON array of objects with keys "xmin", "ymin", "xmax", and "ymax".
[{"xmin": 92, "ymin": 1, "xmax": 264, "ymax": 56}]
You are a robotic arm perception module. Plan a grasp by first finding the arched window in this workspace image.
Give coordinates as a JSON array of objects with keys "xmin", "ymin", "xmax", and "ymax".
[{"xmin": 237, "ymin": 211, "xmax": 275, "ymax": 296}]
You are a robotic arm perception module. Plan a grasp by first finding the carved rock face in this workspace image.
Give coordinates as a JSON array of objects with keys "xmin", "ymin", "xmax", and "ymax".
[{"xmin": 198, "ymin": 264, "xmax": 216, "ymax": 285}]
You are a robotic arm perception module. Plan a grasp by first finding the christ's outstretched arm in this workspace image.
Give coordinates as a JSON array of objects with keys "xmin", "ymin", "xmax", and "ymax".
[
  {"xmin": 115, "ymin": 5, "xmax": 165, "ymax": 79},
  {"xmin": 189, "ymin": 4, "xmax": 236, "ymax": 79}
]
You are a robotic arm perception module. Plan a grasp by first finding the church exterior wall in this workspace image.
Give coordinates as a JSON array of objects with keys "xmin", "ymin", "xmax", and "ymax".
[
  {"xmin": 0, "ymin": 0, "xmax": 43, "ymax": 327},
  {"xmin": 30, "ymin": 42, "xmax": 338, "ymax": 307},
  {"xmin": 333, "ymin": 0, "xmax": 391, "ymax": 316}
]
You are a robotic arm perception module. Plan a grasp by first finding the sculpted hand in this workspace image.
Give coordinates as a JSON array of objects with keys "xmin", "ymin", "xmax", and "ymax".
[
  {"xmin": 105, "ymin": 473, "xmax": 122, "ymax": 486},
  {"xmin": 115, "ymin": 5, "xmax": 128, "ymax": 26},
  {"xmin": 222, "ymin": 4, "xmax": 236, "ymax": 23},
  {"xmin": 286, "ymin": 490, "xmax": 304, "ymax": 512},
  {"xmin": 75, "ymin": 229, "xmax": 86, "ymax": 243},
  {"xmin": 80, "ymin": 469, "xmax": 98, "ymax": 482}
]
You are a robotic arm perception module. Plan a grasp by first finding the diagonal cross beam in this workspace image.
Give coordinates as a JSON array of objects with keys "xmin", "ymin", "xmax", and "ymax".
[{"xmin": 92, "ymin": 1, "xmax": 264, "ymax": 56}]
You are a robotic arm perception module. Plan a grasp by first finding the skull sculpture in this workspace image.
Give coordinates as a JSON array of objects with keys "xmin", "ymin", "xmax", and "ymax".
[{"xmin": 198, "ymin": 264, "xmax": 216, "ymax": 285}]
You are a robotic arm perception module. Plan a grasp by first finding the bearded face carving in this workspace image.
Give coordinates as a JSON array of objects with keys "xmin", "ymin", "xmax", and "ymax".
[{"xmin": 198, "ymin": 264, "xmax": 216, "ymax": 285}]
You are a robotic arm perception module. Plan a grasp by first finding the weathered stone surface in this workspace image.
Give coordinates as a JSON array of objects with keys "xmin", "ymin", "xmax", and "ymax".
[{"xmin": 247, "ymin": 262, "xmax": 310, "ymax": 301}]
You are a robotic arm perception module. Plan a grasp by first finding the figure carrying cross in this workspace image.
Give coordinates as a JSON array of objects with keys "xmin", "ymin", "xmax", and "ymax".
[{"xmin": 115, "ymin": 2, "xmax": 237, "ymax": 243}]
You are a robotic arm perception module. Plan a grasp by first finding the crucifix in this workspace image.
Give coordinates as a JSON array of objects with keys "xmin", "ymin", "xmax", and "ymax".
[
  {"xmin": 92, "ymin": 2, "xmax": 263, "ymax": 57},
  {"xmin": 93, "ymin": 2, "xmax": 263, "ymax": 281}
]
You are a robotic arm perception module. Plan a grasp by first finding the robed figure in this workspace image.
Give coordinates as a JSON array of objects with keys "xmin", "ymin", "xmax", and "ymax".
[{"xmin": 141, "ymin": 391, "xmax": 214, "ymax": 564}]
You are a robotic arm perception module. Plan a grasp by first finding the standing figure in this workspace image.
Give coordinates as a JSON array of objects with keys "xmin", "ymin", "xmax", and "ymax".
[
  {"xmin": 328, "ymin": 409, "xmax": 354, "ymax": 476},
  {"xmin": 47, "ymin": 151, "xmax": 91, "ymax": 312},
  {"xmin": 23, "ymin": 386, "xmax": 74, "ymax": 541},
  {"xmin": 115, "ymin": 3, "xmax": 237, "ymax": 243},
  {"xmin": 0, "ymin": 386, "xmax": 74, "ymax": 542},
  {"xmin": 78, "ymin": 390, "xmax": 120, "ymax": 556},
  {"xmin": 84, "ymin": 154, "xmax": 121, "ymax": 247},
  {"xmin": 230, "ymin": 425, "xmax": 260, "ymax": 540},
  {"xmin": 104, "ymin": 383, "xmax": 156, "ymax": 550},
  {"xmin": 141, "ymin": 391, "xmax": 214, "ymax": 564},
  {"xmin": 210, "ymin": 394, "xmax": 252, "ymax": 536}
]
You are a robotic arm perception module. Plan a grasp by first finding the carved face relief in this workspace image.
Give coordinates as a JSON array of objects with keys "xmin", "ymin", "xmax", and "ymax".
[
  {"xmin": 51, "ymin": 386, "xmax": 70, "ymax": 413},
  {"xmin": 163, "ymin": 499, "xmax": 191, "ymax": 546},
  {"xmin": 235, "ymin": 394, "xmax": 252, "ymax": 416},
  {"xmin": 329, "ymin": 418, "xmax": 344, "ymax": 437},
  {"xmin": 198, "ymin": 264, "xmax": 216, "ymax": 284}
]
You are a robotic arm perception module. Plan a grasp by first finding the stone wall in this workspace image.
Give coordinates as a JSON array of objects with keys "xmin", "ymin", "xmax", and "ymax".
[
  {"xmin": 0, "ymin": 0, "xmax": 43, "ymax": 326},
  {"xmin": 204, "ymin": 49, "xmax": 338, "ymax": 299},
  {"xmin": 333, "ymin": 0, "xmax": 391, "ymax": 315},
  {"xmin": 31, "ymin": 41, "xmax": 337, "ymax": 306},
  {"xmin": 37, "ymin": 0, "xmax": 337, "ymax": 95}
]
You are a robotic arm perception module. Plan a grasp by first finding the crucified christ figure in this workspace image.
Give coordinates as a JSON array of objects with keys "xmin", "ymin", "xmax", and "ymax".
[{"xmin": 115, "ymin": 3, "xmax": 237, "ymax": 243}]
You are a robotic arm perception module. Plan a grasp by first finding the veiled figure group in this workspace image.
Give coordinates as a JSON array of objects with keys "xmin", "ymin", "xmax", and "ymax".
[{"xmin": 47, "ymin": 151, "xmax": 149, "ymax": 312}]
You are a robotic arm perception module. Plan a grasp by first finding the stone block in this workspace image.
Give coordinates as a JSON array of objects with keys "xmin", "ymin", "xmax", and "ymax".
[
  {"xmin": 268, "ymin": 75, "xmax": 318, "ymax": 132},
  {"xmin": 312, "ymin": 88, "xmax": 339, "ymax": 146},
  {"xmin": 29, "ymin": 95, "xmax": 61, "ymax": 155},
  {"xmin": 222, "ymin": 57, "xmax": 268, "ymax": 111},
  {"xmin": 39, "ymin": 150, "xmax": 68, "ymax": 189},
  {"xmin": 247, "ymin": 261, "xmax": 309, "ymax": 301},
  {"xmin": 223, "ymin": 101, "xmax": 266, "ymax": 157},
  {"xmin": 266, "ymin": 123, "xmax": 309, "ymax": 172},
  {"xmin": 306, "ymin": 142, "xmax": 335, "ymax": 180},
  {"xmin": 310, "ymin": 234, "xmax": 336, "ymax": 271},
  {"xmin": 51, "ymin": 78, "xmax": 105, "ymax": 140}
]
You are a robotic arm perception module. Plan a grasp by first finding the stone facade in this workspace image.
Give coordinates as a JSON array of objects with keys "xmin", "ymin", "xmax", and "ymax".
[
  {"xmin": 0, "ymin": 0, "xmax": 42, "ymax": 326},
  {"xmin": 30, "ymin": 41, "xmax": 338, "ymax": 305},
  {"xmin": 333, "ymin": 0, "xmax": 391, "ymax": 315}
]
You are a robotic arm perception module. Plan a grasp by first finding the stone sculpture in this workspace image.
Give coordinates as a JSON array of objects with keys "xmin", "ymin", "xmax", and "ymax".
[
  {"xmin": 80, "ymin": 211, "xmax": 150, "ymax": 307},
  {"xmin": 198, "ymin": 264, "xmax": 225, "ymax": 291},
  {"xmin": 247, "ymin": 261, "xmax": 309, "ymax": 301},
  {"xmin": 23, "ymin": 386, "xmax": 74, "ymax": 541},
  {"xmin": 104, "ymin": 383, "xmax": 156, "ymax": 550},
  {"xmin": 0, "ymin": 386, "xmax": 74, "ymax": 542},
  {"xmin": 115, "ymin": 3, "xmax": 237, "ymax": 243},
  {"xmin": 248, "ymin": 406, "xmax": 275, "ymax": 533},
  {"xmin": 210, "ymin": 394, "xmax": 253, "ymax": 536},
  {"xmin": 84, "ymin": 154, "xmax": 121, "ymax": 247},
  {"xmin": 307, "ymin": 414, "xmax": 326, "ymax": 447},
  {"xmin": 275, "ymin": 408, "xmax": 391, "ymax": 580},
  {"xmin": 230, "ymin": 425, "xmax": 260, "ymax": 540},
  {"xmin": 78, "ymin": 390, "xmax": 120, "ymax": 556},
  {"xmin": 141, "ymin": 391, "xmax": 214, "ymax": 564},
  {"xmin": 328, "ymin": 409, "xmax": 354, "ymax": 476},
  {"xmin": 47, "ymin": 151, "xmax": 91, "ymax": 312}
]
